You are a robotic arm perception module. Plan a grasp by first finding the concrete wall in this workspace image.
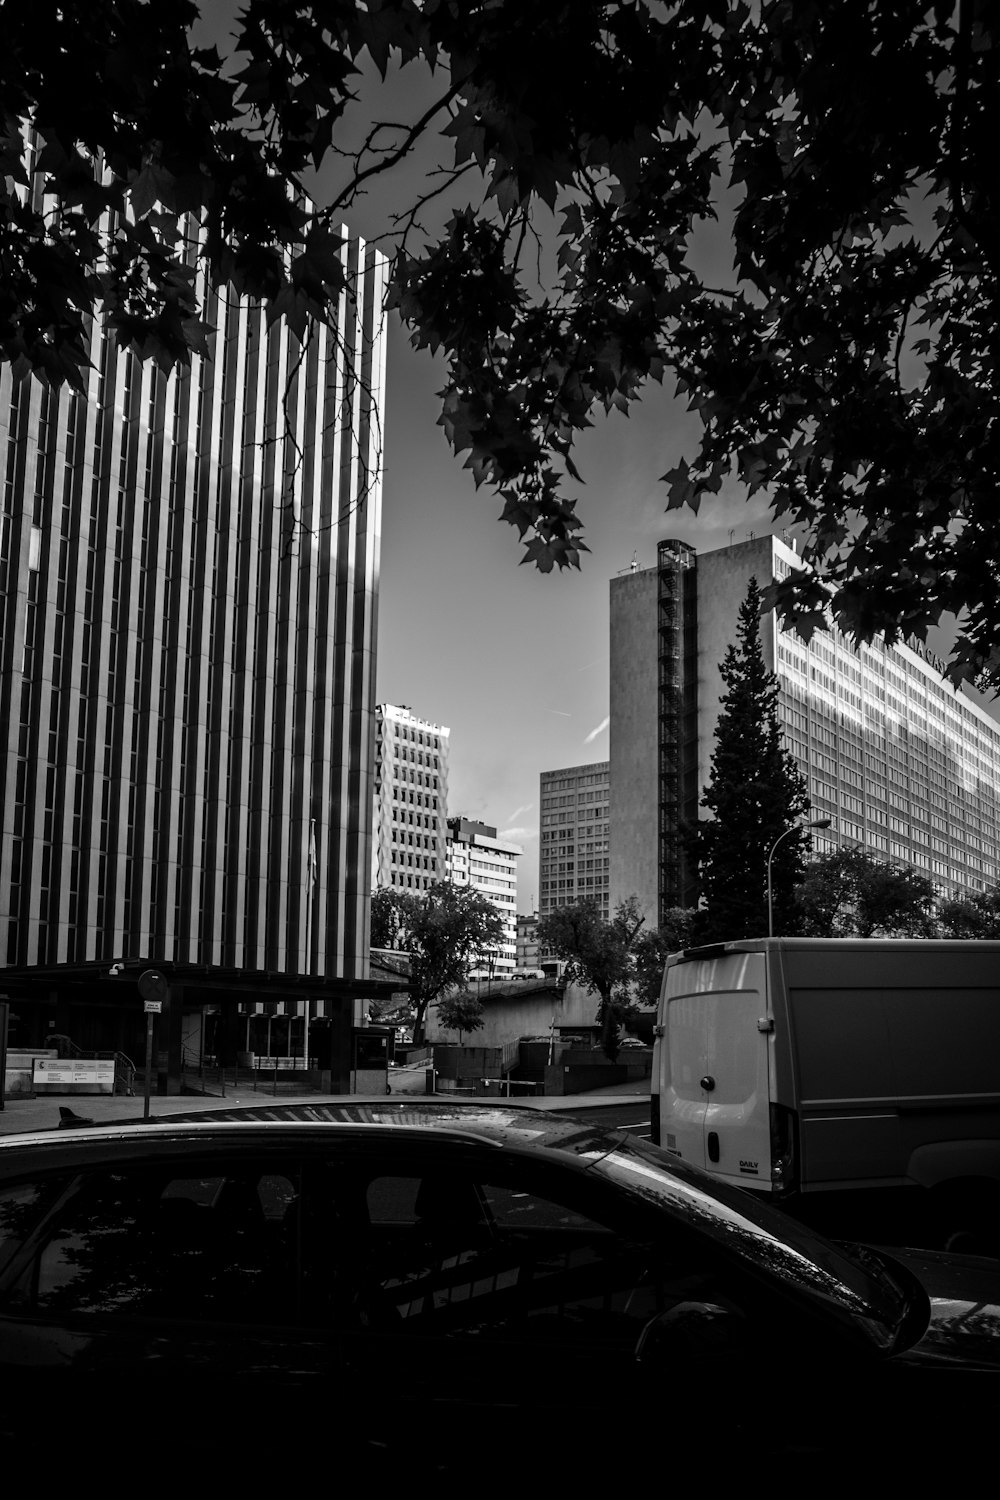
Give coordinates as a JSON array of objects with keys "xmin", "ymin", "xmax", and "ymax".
[
  {"xmin": 3, "ymin": 1048, "xmax": 57, "ymax": 1098},
  {"xmin": 609, "ymin": 566, "xmax": 661, "ymax": 922}
]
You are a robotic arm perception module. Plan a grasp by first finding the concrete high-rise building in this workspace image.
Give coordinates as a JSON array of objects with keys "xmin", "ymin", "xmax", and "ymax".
[
  {"xmin": 0, "ymin": 192, "xmax": 389, "ymax": 1085},
  {"xmin": 446, "ymin": 817, "xmax": 521, "ymax": 975},
  {"xmin": 538, "ymin": 762, "xmax": 610, "ymax": 920},
  {"xmin": 516, "ymin": 911, "xmax": 540, "ymax": 970},
  {"xmin": 372, "ymin": 704, "xmax": 451, "ymax": 892},
  {"xmin": 610, "ymin": 534, "xmax": 1000, "ymax": 927}
]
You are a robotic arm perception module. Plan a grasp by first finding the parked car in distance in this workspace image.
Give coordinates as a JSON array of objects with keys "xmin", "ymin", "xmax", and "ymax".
[{"xmin": 1, "ymin": 1101, "xmax": 998, "ymax": 1484}]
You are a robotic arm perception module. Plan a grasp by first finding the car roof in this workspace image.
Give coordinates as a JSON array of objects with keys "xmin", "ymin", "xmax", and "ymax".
[{"xmin": 0, "ymin": 1101, "xmax": 625, "ymax": 1173}]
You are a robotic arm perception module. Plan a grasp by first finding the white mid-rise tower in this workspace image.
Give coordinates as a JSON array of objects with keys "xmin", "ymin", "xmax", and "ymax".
[{"xmin": 372, "ymin": 705, "xmax": 451, "ymax": 893}]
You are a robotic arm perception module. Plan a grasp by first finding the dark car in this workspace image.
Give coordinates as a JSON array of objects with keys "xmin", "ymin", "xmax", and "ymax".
[{"xmin": 0, "ymin": 1101, "xmax": 997, "ymax": 1484}]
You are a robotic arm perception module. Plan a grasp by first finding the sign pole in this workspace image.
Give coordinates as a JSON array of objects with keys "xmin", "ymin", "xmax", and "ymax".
[
  {"xmin": 137, "ymin": 970, "xmax": 169, "ymax": 1121},
  {"xmin": 143, "ymin": 1010, "xmax": 155, "ymax": 1121}
]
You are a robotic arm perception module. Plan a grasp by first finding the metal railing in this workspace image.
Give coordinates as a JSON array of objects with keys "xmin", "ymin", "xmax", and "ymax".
[
  {"xmin": 113, "ymin": 1052, "xmax": 137, "ymax": 1095},
  {"xmin": 43, "ymin": 1036, "xmax": 135, "ymax": 1095},
  {"xmin": 180, "ymin": 1054, "xmax": 320, "ymax": 1098}
]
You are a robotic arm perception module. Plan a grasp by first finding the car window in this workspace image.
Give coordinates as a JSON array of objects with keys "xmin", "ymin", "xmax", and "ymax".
[
  {"xmin": 8, "ymin": 1163, "xmax": 301, "ymax": 1326},
  {"xmin": 591, "ymin": 1136, "xmax": 909, "ymax": 1346},
  {"xmin": 0, "ymin": 1183, "xmax": 57, "ymax": 1275},
  {"xmin": 336, "ymin": 1166, "xmax": 721, "ymax": 1340}
]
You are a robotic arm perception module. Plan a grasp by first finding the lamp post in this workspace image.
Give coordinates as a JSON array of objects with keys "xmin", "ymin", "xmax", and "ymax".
[{"xmin": 767, "ymin": 819, "xmax": 832, "ymax": 938}]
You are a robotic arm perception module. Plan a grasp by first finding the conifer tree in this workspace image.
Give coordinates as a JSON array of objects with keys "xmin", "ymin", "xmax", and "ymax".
[{"xmin": 687, "ymin": 578, "xmax": 810, "ymax": 942}]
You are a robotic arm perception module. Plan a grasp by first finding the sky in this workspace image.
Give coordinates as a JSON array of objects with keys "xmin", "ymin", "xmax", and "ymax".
[
  {"xmin": 312, "ymin": 53, "xmax": 781, "ymax": 907},
  {"xmin": 375, "ymin": 320, "xmax": 778, "ymax": 903},
  {"xmin": 190, "ymin": 12, "xmax": 960, "ymax": 911},
  {"xmin": 187, "ymin": 6, "xmax": 778, "ymax": 905}
]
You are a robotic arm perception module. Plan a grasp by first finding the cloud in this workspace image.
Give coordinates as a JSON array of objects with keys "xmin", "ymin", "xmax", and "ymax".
[
  {"xmin": 583, "ymin": 715, "xmax": 610, "ymax": 745},
  {"xmin": 501, "ymin": 826, "xmax": 533, "ymax": 843},
  {"xmin": 507, "ymin": 803, "xmax": 533, "ymax": 822}
]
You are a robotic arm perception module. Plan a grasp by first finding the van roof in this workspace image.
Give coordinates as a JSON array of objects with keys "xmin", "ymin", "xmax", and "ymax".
[{"xmin": 673, "ymin": 937, "xmax": 1000, "ymax": 961}]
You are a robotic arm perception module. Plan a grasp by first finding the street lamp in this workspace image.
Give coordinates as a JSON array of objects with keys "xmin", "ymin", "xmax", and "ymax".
[{"xmin": 767, "ymin": 819, "xmax": 832, "ymax": 938}]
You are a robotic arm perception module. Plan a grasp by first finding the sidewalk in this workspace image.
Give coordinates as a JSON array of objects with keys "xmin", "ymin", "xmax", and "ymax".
[{"xmin": 0, "ymin": 1081, "xmax": 650, "ymax": 1137}]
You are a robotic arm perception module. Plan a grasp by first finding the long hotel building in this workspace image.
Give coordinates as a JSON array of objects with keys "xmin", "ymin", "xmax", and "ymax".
[
  {"xmin": 610, "ymin": 534, "xmax": 1000, "ymax": 926},
  {"xmin": 0, "ymin": 190, "xmax": 388, "ymax": 1080}
]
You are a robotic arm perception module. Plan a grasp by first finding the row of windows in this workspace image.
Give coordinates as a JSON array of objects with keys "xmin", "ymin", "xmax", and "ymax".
[
  {"xmin": 778, "ymin": 638, "xmax": 1000, "ymax": 752},
  {"xmin": 390, "ymin": 852, "xmax": 435, "ymax": 871},
  {"xmin": 391, "ymin": 832, "xmax": 438, "ymax": 850},
  {"xmin": 389, "ymin": 872, "xmax": 434, "ymax": 890},
  {"xmin": 392, "ymin": 790, "xmax": 440, "ymax": 811},
  {"xmin": 541, "ymin": 770, "xmax": 608, "ymax": 793},
  {"xmin": 540, "ymin": 858, "xmax": 609, "ymax": 875},
  {"xmin": 386, "ymin": 742, "xmax": 441, "ymax": 768},
  {"xmin": 391, "ymin": 810, "xmax": 438, "ymax": 829},
  {"xmin": 384, "ymin": 721, "xmax": 445, "ymax": 749}
]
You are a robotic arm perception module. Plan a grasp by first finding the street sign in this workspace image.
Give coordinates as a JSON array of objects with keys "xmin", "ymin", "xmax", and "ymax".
[
  {"xmin": 143, "ymin": 999, "xmax": 162, "ymax": 1014},
  {"xmin": 34, "ymin": 1057, "xmax": 116, "ymax": 1094},
  {"xmin": 138, "ymin": 969, "xmax": 169, "ymax": 1003}
]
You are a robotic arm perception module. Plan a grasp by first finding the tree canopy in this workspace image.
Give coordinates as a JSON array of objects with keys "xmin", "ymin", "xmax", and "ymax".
[
  {"xmin": 794, "ymin": 847, "xmax": 938, "ymax": 939},
  {"xmin": 4, "ymin": 2, "xmax": 999, "ymax": 681},
  {"xmin": 937, "ymin": 882, "xmax": 1000, "ymax": 939},
  {"xmin": 632, "ymin": 910, "xmax": 696, "ymax": 1008},
  {"xmin": 686, "ymin": 577, "xmax": 810, "ymax": 942},
  {"xmin": 537, "ymin": 896, "xmax": 645, "ymax": 1060},
  {"xmin": 434, "ymin": 990, "xmax": 485, "ymax": 1044},
  {"xmin": 369, "ymin": 882, "xmax": 503, "ymax": 1043}
]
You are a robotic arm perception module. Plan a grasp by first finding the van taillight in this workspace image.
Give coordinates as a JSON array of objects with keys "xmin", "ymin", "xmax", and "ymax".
[
  {"xmin": 650, "ymin": 1094, "xmax": 660, "ymax": 1146},
  {"xmin": 769, "ymin": 1103, "xmax": 798, "ymax": 1193}
]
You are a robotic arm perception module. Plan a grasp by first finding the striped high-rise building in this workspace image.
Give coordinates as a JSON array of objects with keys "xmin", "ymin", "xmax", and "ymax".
[{"xmin": 1, "ymin": 185, "xmax": 388, "ymax": 1083}]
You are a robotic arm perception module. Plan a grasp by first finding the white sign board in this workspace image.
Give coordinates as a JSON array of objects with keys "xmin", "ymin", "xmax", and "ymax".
[
  {"xmin": 33, "ymin": 1057, "xmax": 116, "ymax": 1095},
  {"xmin": 143, "ymin": 999, "xmax": 162, "ymax": 1014}
]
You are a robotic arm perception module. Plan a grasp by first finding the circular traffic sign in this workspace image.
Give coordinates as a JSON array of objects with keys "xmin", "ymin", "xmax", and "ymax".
[{"xmin": 138, "ymin": 969, "xmax": 169, "ymax": 1003}]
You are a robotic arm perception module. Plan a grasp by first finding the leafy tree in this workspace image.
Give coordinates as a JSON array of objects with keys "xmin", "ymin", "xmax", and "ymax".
[
  {"xmin": 686, "ymin": 578, "xmax": 810, "ymax": 942},
  {"xmin": 794, "ymin": 848, "xmax": 938, "ymax": 939},
  {"xmin": 937, "ymin": 883, "xmax": 1000, "ymax": 939},
  {"xmin": 632, "ymin": 910, "xmax": 697, "ymax": 1009},
  {"xmin": 370, "ymin": 886, "xmax": 410, "ymax": 951},
  {"xmin": 370, "ymin": 881, "xmax": 503, "ymax": 1045},
  {"xmin": 5, "ymin": 3, "xmax": 1000, "ymax": 682},
  {"xmin": 435, "ymin": 991, "xmax": 485, "ymax": 1045},
  {"xmin": 537, "ymin": 896, "xmax": 645, "ymax": 1061}
]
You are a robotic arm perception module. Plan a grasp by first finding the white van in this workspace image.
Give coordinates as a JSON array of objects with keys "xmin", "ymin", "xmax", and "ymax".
[{"xmin": 652, "ymin": 938, "xmax": 1000, "ymax": 1250}]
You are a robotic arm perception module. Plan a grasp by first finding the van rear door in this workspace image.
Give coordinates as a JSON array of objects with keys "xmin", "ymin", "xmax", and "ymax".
[{"xmin": 662, "ymin": 951, "xmax": 773, "ymax": 1189}]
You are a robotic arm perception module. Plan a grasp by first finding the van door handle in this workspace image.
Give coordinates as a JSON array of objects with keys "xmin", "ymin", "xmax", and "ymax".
[{"xmin": 700, "ymin": 1075, "xmax": 715, "ymax": 1092}]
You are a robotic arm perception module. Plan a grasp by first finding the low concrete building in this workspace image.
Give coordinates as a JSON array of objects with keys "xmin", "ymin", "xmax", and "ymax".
[{"xmin": 424, "ymin": 977, "xmax": 598, "ymax": 1051}]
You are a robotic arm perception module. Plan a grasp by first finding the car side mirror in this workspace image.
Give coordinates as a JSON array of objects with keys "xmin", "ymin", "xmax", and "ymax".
[{"xmin": 634, "ymin": 1301, "xmax": 748, "ymax": 1366}]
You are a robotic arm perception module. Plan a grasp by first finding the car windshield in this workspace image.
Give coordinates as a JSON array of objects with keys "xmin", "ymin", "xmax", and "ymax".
[{"xmin": 586, "ymin": 1134, "xmax": 913, "ymax": 1349}]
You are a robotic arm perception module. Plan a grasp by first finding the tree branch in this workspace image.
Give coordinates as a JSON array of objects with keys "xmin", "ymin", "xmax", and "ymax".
[{"xmin": 322, "ymin": 82, "xmax": 464, "ymax": 219}]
